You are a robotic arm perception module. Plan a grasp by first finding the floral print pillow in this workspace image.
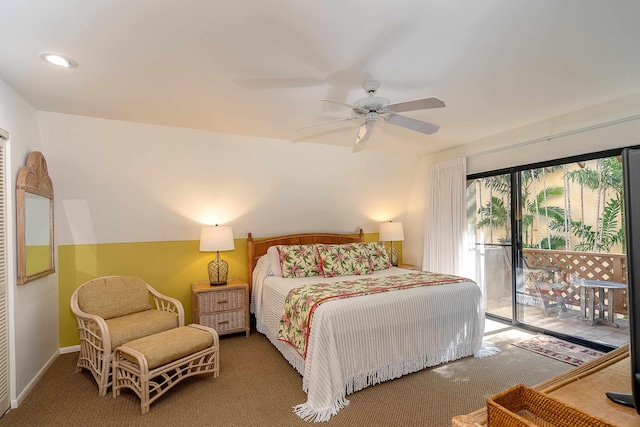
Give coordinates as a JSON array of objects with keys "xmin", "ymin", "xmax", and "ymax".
[
  {"xmin": 316, "ymin": 243, "xmax": 373, "ymax": 277},
  {"xmin": 276, "ymin": 245, "xmax": 322, "ymax": 278},
  {"xmin": 364, "ymin": 241, "xmax": 392, "ymax": 271}
]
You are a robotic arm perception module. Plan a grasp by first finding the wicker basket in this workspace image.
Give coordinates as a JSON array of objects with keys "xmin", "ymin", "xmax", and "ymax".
[{"xmin": 487, "ymin": 384, "xmax": 616, "ymax": 427}]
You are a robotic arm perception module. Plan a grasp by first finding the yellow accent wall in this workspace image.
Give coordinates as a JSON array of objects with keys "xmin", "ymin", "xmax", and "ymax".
[{"xmin": 58, "ymin": 233, "xmax": 399, "ymax": 348}]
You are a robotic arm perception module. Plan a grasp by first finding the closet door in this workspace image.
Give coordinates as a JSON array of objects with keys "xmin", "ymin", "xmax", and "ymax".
[{"xmin": 0, "ymin": 132, "xmax": 9, "ymax": 416}]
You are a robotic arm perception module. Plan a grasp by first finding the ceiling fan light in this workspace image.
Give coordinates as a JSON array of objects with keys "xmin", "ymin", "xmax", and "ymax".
[{"xmin": 355, "ymin": 122, "xmax": 371, "ymax": 145}]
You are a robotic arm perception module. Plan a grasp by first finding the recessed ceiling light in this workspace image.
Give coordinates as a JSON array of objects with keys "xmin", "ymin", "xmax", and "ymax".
[{"xmin": 40, "ymin": 52, "xmax": 78, "ymax": 68}]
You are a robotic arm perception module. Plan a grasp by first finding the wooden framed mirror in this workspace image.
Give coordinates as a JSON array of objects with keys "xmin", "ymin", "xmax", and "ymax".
[{"xmin": 17, "ymin": 151, "xmax": 54, "ymax": 285}]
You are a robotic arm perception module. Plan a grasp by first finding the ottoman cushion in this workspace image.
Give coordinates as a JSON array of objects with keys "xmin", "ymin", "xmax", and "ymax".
[{"xmin": 123, "ymin": 326, "xmax": 214, "ymax": 369}]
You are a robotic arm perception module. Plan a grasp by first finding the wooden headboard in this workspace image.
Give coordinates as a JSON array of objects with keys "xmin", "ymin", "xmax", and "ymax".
[{"xmin": 246, "ymin": 229, "xmax": 364, "ymax": 295}]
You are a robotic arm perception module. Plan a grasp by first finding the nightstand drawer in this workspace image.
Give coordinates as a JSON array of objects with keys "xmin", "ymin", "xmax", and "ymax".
[
  {"xmin": 199, "ymin": 309, "xmax": 246, "ymax": 333},
  {"xmin": 198, "ymin": 288, "xmax": 245, "ymax": 312},
  {"xmin": 191, "ymin": 279, "xmax": 250, "ymax": 337}
]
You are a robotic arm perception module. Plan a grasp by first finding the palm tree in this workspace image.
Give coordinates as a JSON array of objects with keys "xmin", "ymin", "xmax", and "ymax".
[
  {"xmin": 562, "ymin": 164, "xmax": 572, "ymax": 250},
  {"xmin": 570, "ymin": 197, "xmax": 624, "ymax": 252},
  {"xmin": 518, "ymin": 168, "xmax": 566, "ymax": 249},
  {"xmin": 477, "ymin": 196, "xmax": 510, "ymax": 242},
  {"xmin": 476, "ymin": 175, "xmax": 511, "ymax": 244},
  {"xmin": 522, "ymin": 185, "xmax": 566, "ymax": 249},
  {"xmin": 564, "ymin": 157, "xmax": 624, "ymax": 252},
  {"xmin": 474, "ymin": 157, "xmax": 625, "ymax": 254},
  {"xmin": 476, "ymin": 170, "xmax": 566, "ymax": 249},
  {"xmin": 565, "ymin": 165, "xmax": 600, "ymax": 249}
]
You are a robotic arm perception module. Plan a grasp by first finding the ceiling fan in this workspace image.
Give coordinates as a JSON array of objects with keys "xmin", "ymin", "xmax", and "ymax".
[{"xmin": 299, "ymin": 80, "xmax": 446, "ymax": 145}]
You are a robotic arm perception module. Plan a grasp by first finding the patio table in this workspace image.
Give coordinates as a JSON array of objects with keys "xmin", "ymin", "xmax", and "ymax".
[{"xmin": 570, "ymin": 278, "xmax": 627, "ymax": 328}]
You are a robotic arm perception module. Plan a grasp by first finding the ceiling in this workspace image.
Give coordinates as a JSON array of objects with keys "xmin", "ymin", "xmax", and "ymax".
[{"xmin": 2, "ymin": 1, "xmax": 640, "ymax": 154}]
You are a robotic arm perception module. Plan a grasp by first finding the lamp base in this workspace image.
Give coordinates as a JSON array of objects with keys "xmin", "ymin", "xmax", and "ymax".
[
  {"xmin": 388, "ymin": 247, "xmax": 400, "ymax": 266},
  {"xmin": 207, "ymin": 258, "xmax": 229, "ymax": 286},
  {"xmin": 209, "ymin": 280, "xmax": 227, "ymax": 286}
]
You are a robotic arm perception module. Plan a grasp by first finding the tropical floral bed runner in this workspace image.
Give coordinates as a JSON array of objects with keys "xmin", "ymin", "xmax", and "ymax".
[{"xmin": 277, "ymin": 271, "xmax": 469, "ymax": 358}]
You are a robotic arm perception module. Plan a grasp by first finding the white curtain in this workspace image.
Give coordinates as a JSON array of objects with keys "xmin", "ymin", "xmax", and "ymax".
[{"xmin": 423, "ymin": 157, "xmax": 467, "ymax": 276}]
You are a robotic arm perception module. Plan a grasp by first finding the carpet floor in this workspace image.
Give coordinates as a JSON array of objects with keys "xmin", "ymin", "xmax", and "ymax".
[{"xmin": 0, "ymin": 322, "xmax": 577, "ymax": 427}]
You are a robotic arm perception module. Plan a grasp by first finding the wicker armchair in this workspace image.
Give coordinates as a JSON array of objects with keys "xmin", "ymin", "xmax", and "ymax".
[{"xmin": 70, "ymin": 276, "xmax": 184, "ymax": 396}]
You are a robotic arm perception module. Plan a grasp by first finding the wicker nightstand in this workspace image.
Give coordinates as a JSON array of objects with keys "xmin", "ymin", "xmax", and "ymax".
[{"xmin": 191, "ymin": 279, "xmax": 250, "ymax": 337}]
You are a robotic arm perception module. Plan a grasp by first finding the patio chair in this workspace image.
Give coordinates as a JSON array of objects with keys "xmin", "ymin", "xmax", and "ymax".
[
  {"xmin": 70, "ymin": 276, "xmax": 185, "ymax": 396},
  {"xmin": 524, "ymin": 262, "xmax": 569, "ymax": 318}
]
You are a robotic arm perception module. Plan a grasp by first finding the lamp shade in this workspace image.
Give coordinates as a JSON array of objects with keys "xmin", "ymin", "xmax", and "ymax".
[
  {"xmin": 199, "ymin": 225, "xmax": 235, "ymax": 252},
  {"xmin": 379, "ymin": 221, "xmax": 404, "ymax": 242}
]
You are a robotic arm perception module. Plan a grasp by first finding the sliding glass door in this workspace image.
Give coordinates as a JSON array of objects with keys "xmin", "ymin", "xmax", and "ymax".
[
  {"xmin": 467, "ymin": 150, "xmax": 630, "ymax": 349},
  {"xmin": 516, "ymin": 165, "xmax": 573, "ymax": 327},
  {"xmin": 466, "ymin": 173, "xmax": 513, "ymax": 320},
  {"xmin": 515, "ymin": 158, "xmax": 627, "ymax": 347}
]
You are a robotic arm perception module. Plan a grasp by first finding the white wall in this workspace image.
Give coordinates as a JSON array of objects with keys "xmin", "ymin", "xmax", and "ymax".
[
  {"xmin": 406, "ymin": 92, "xmax": 640, "ymax": 271},
  {"xmin": 37, "ymin": 112, "xmax": 421, "ymax": 245},
  {"xmin": 431, "ymin": 92, "xmax": 640, "ymax": 174},
  {"xmin": 0, "ymin": 77, "xmax": 59, "ymax": 407}
]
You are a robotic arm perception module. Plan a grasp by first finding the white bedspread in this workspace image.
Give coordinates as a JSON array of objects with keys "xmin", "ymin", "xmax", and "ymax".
[{"xmin": 251, "ymin": 263, "xmax": 484, "ymax": 422}]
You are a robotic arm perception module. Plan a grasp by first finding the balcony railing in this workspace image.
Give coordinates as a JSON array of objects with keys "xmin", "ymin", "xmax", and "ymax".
[{"xmin": 523, "ymin": 248, "xmax": 628, "ymax": 315}]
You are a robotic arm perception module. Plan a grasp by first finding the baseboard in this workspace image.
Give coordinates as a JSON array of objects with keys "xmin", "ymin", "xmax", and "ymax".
[
  {"xmin": 60, "ymin": 345, "xmax": 80, "ymax": 354},
  {"xmin": 12, "ymin": 349, "xmax": 59, "ymax": 408}
]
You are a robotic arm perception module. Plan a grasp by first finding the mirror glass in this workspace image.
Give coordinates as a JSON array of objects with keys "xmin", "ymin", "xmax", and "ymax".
[
  {"xmin": 25, "ymin": 192, "xmax": 52, "ymax": 275},
  {"xmin": 17, "ymin": 151, "xmax": 54, "ymax": 285}
]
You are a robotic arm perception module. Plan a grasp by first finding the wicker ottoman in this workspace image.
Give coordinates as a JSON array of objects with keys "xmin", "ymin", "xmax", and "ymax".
[{"xmin": 112, "ymin": 324, "xmax": 219, "ymax": 414}]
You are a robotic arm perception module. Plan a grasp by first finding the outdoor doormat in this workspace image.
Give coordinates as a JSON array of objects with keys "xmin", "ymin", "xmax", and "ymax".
[{"xmin": 512, "ymin": 335, "xmax": 605, "ymax": 366}]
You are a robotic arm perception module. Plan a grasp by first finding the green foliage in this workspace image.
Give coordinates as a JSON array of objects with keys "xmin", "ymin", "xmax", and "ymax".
[
  {"xmin": 565, "ymin": 158, "xmax": 624, "ymax": 252},
  {"xmin": 484, "ymin": 175, "xmax": 511, "ymax": 194},
  {"xmin": 566, "ymin": 167, "xmax": 600, "ymax": 190},
  {"xmin": 571, "ymin": 196, "xmax": 625, "ymax": 252},
  {"xmin": 521, "ymin": 183, "xmax": 565, "ymax": 247},
  {"xmin": 477, "ymin": 196, "xmax": 509, "ymax": 230},
  {"xmin": 536, "ymin": 235, "xmax": 567, "ymax": 250},
  {"xmin": 472, "ymin": 158, "xmax": 625, "ymax": 254},
  {"xmin": 474, "ymin": 175, "xmax": 512, "ymax": 241}
]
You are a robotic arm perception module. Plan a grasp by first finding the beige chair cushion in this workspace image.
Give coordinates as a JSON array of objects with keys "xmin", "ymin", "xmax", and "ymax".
[
  {"xmin": 123, "ymin": 326, "xmax": 214, "ymax": 369},
  {"xmin": 77, "ymin": 276, "xmax": 152, "ymax": 320},
  {"xmin": 106, "ymin": 310, "xmax": 179, "ymax": 349}
]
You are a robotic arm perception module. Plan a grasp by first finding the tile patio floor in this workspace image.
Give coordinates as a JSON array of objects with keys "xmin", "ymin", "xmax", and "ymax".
[{"xmin": 487, "ymin": 304, "xmax": 629, "ymax": 348}]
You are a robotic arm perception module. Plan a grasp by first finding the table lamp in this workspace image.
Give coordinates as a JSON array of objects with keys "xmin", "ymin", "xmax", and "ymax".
[
  {"xmin": 379, "ymin": 221, "xmax": 404, "ymax": 266},
  {"xmin": 200, "ymin": 225, "xmax": 235, "ymax": 285}
]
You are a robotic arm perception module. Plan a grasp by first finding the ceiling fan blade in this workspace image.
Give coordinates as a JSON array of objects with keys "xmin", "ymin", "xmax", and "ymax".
[
  {"xmin": 386, "ymin": 114, "xmax": 440, "ymax": 135},
  {"xmin": 355, "ymin": 122, "xmax": 372, "ymax": 145},
  {"xmin": 234, "ymin": 77, "xmax": 324, "ymax": 90},
  {"xmin": 352, "ymin": 140, "xmax": 368, "ymax": 153},
  {"xmin": 386, "ymin": 97, "xmax": 446, "ymax": 113},
  {"xmin": 321, "ymin": 99, "xmax": 370, "ymax": 115},
  {"xmin": 296, "ymin": 116, "xmax": 355, "ymax": 130},
  {"xmin": 320, "ymin": 99, "xmax": 354, "ymax": 109}
]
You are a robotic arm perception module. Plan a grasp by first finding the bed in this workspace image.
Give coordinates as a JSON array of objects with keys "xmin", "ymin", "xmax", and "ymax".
[{"xmin": 247, "ymin": 230, "xmax": 486, "ymax": 422}]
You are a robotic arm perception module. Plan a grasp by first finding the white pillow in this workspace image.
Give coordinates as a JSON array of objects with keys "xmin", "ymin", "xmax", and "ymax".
[
  {"xmin": 253, "ymin": 254, "xmax": 272, "ymax": 284},
  {"xmin": 267, "ymin": 245, "xmax": 283, "ymax": 277}
]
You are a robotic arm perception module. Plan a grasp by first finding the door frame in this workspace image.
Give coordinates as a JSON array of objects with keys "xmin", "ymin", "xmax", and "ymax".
[{"xmin": 468, "ymin": 147, "xmax": 630, "ymax": 352}]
